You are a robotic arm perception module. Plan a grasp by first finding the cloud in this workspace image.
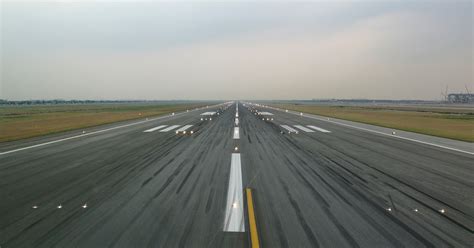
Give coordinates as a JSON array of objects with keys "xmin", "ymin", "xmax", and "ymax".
[{"xmin": 1, "ymin": 2, "xmax": 472, "ymax": 100}]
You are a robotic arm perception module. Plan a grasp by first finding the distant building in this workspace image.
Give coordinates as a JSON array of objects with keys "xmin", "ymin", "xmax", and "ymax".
[{"xmin": 447, "ymin": 93, "xmax": 474, "ymax": 103}]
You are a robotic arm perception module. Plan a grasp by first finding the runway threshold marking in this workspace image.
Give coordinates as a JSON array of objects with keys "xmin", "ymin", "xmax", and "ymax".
[
  {"xmin": 175, "ymin": 125, "xmax": 193, "ymax": 132},
  {"xmin": 0, "ymin": 103, "xmax": 232, "ymax": 156},
  {"xmin": 246, "ymin": 188, "xmax": 260, "ymax": 248},
  {"xmin": 307, "ymin": 125, "xmax": 331, "ymax": 133},
  {"xmin": 159, "ymin": 125, "xmax": 181, "ymax": 132},
  {"xmin": 233, "ymin": 127, "xmax": 240, "ymax": 139},
  {"xmin": 294, "ymin": 125, "xmax": 315, "ymax": 133},
  {"xmin": 281, "ymin": 125, "xmax": 299, "ymax": 134},
  {"xmin": 270, "ymin": 106, "xmax": 474, "ymax": 155},
  {"xmin": 143, "ymin": 125, "xmax": 167, "ymax": 133},
  {"xmin": 223, "ymin": 153, "xmax": 245, "ymax": 232}
]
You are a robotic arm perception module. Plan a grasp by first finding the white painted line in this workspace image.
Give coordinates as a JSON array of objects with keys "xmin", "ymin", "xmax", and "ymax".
[
  {"xmin": 160, "ymin": 125, "xmax": 181, "ymax": 132},
  {"xmin": 200, "ymin": 112, "xmax": 216, "ymax": 116},
  {"xmin": 143, "ymin": 125, "xmax": 167, "ymax": 133},
  {"xmin": 235, "ymin": 118, "xmax": 239, "ymax": 126},
  {"xmin": 303, "ymin": 117, "xmax": 474, "ymax": 155},
  {"xmin": 281, "ymin": 125, "xmax": 299, "ymax": 134},
  {"xmin": 307, "ymin": 125, "xmax": 331, "ymax": 133},
  {"xmin": 223, "ymin": 153, "xmax": 245, "ymax": 232},
  {"xmin": 258, "ymin": 112, "xmax": 273, "ymax": 116},
  {"xmin": 270, "ymin": 106, "xmax": 474, "ymax": 156},
  {"xmin": 294, "ymin": 125, "xmax": 315, "ymax": 133},
  {"xmin": 175, "ymin": 125, "xmax": 193, "ymax": 132},
  {"xmin": 233, "ymin": 127, "xmax": 240, "ymax": 139},
  {"xmin": 0, "ymin": 103, "xmax": 232, "ymax": 156}
]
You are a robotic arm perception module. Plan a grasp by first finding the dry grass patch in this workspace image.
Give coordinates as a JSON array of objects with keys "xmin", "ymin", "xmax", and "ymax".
[{"xmin": 0, "ymin": 103, "xmax": 209, "ymax": 142}]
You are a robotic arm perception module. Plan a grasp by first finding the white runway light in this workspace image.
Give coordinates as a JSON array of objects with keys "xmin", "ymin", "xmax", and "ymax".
[
  {"xmin": 32, "ymin": 205, "xmax": 38, "ymax": 209},
  {"xmin": 57, "ymin": 204, "xmax": 63, "ymax": 209},
  {"xmin": 82, "ymin": 203, "xmax": 88, "ymax": 209},
  {"xmin": 175, "ymin": 125, "xmax": 193, "ymax": 134},
  {"xmin": 439, "ymin": 209, "xmax": 446, "ymax": 213}
]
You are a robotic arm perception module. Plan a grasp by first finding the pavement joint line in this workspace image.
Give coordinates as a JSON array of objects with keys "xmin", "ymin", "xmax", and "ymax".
[
  {"xmin": 246, "ymin": 188, "xmax": 260, "ymax": 248},
  {"xmin": 0, "ymin": 103, "xmax": 224, "ymax": 156},
  {"xmin": 266, "ymin": 105, "xmax": 474, "ymax": 156}
]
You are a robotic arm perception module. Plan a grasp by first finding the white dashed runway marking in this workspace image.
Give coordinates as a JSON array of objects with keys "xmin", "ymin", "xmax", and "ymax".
[
  {"xmin": 294, "ymin": 125, "xmax": 314, "ymax": 133},
  {"xmin": 281, "ymin": 125, "xmax": 299, "ymax": 134},
  {"xmin": 160, "ymin": 125, "xmax": 181, "ymax": 132},
  {"xmin": 307, "ymin": 125, "xmax": 331, "ymax": 133},
  {"xmin": 143, "ymin": 125, "xmax": 167, "ymax": 133}
]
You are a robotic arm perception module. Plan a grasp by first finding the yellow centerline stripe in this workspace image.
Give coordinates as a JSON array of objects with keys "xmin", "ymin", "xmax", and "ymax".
[{"xmin": 246, "ymin": 188, "xmax": 260, "ymax": 248}]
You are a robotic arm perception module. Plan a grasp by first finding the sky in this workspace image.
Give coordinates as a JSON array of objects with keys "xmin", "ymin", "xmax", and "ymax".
[{"xmin": 0, "ymin": 0, "xmax": 472, "ymax": 100}]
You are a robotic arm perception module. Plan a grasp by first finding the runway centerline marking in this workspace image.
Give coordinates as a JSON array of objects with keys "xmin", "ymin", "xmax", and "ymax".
[
  {"xmin": 223, "ymin": 153, "xmax": 245, "ymax": 232},
  {"xmin": 143, "ymin": 125, "xmax": 167, "ymax": 133},
  {"xmin": 294, "ymin": 125, "xmax": 315, "ymax": 133},
  {"xmin": 159, "ymin": 125, "xmax": 181, "ymax": 132},
  {"xmin": 233, "ymin": 127, "xmax": 240, "ymax": 139},
  {"xmin": 307, "ymin": 125, "xmax": 331, "ymax": 133}
]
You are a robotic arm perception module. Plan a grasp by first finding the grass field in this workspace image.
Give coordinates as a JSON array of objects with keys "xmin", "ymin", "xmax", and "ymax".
[
  {"xmin": 272, "ymin": 103, "xmax": 474, "ymax": 142},
  {"xmin": 0, "ymin": 103, "xmax": 210, "ymax": 143}
]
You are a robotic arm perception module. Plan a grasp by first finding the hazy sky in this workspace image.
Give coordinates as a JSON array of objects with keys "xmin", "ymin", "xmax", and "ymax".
[{"xmin": 1, "ymin": 0, "xmax": 472, "ymax": 100}]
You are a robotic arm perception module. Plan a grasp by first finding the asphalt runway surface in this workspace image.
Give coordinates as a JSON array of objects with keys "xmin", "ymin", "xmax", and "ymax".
[{"xmin": 0, "ymin": 102, "xmax": 472, "ymax": 247}]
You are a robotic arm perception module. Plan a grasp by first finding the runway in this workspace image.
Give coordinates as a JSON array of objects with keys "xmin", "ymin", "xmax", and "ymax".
[{"xmin": 0, "ymin": 102, "xmax": 472, "ymax": 247}]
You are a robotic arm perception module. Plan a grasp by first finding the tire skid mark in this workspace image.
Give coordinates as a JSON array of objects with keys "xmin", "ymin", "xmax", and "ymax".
[
  {"xmin": 281, "ymin": 130, "xmax": 455, "ymax": 246},
  {"xmin": 259, "ymin": 123, "xmax": 415, "ymax": 247},
  {"xmin": 278, "ymin": 177, "xmax": 321, "ymax": 248}
]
